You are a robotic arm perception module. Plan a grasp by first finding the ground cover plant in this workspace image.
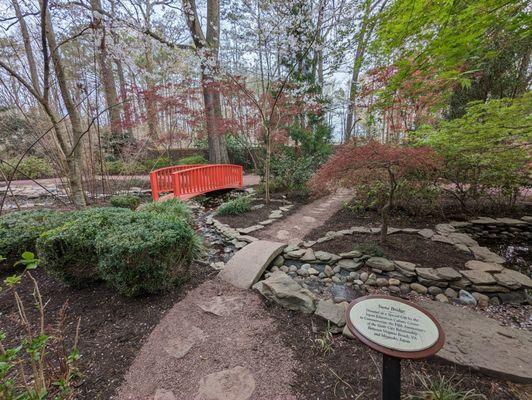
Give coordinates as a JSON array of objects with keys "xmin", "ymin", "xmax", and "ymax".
[
  {"xmin": 216, "ymin": 196, "xmax": 253, "ymax": 216},
  {"xmin": 109, "ymin": 194, "xmax": 140, "ymax": 210},
  {"xmin": 0, "ymin": 253, "xmax": 80, "ymax": 399}
]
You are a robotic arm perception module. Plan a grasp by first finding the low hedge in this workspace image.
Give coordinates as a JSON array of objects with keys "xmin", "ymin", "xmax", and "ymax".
[
  {"xmin": 96, "ymin": 214, "xmax": 203, "ymax": 296},
  {"xmin": 110, "ymin": 194, "xmax": 140, "ymax": 210},
  {"xmin": 0, "ymin": 210, "xmax": 73, "ymax": 268},
  {"xmin": 36, "ymin": 208, "xmax": 132, "ymax": 287},
  {"xmin": 0, "ymin": 156, "xmax": 55, "ymax": 180},
  {"xmin": 177, "ymin": 154, "xmax": 207, "ymax": 165}
]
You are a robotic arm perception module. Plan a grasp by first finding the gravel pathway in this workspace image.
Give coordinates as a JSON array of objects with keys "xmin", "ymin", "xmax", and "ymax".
[{"xmin": 116, "ymin": 279, "xmax": 297, "ymax": 400}]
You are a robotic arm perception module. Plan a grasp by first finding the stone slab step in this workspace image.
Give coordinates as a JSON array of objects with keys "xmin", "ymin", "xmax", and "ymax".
[
  {"xmin": 420, "ymin": 300, "xmax": 532, "ymax": 384},
  {"xmin": 219, "ymin": 240, "xmax": 286, "ymax": 289}
]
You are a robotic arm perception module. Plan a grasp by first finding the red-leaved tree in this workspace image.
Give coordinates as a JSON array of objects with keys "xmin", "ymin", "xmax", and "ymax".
[{"xmin": 311, "ymin": 140, "xmax": 441, "ymax": 242}]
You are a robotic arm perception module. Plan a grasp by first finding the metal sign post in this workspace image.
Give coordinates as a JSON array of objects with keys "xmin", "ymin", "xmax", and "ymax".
[{"xmin": 345, "ymin": 295, "xmax": 445, "ymax": 400}]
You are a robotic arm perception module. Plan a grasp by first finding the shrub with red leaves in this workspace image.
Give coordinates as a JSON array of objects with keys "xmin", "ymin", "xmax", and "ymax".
[{"xmin": 310, "ymin": 140, "xmax": 442, "ymax": 242}]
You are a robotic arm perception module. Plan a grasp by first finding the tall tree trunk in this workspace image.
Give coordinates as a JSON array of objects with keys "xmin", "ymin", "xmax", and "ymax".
[
  {"xmin": 91, "ymin": 0, "xmax": 124, "ymax": 155},
  {"xmin": 182, "ymin": 0, "xmax": 229, "ymax": 163},
  {"xmin": 144, "ymin": 40, "xmax": 159, "ymax": 140},
  {"xmin": 42, "ymin": 1, "xmax": 86, "ymax": 207},
  {"xmin": 115, "ymin": 58, "xmax": 134, "ymax": 141},
  {"xmin": 345, "ymin": 0, "xmax": 374, "ymax": 141}
]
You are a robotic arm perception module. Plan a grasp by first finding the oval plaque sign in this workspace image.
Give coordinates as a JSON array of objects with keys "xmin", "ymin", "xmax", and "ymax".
[{"xmin": 346, "ymin": 295, "xmax": 444, "ymax": 359}]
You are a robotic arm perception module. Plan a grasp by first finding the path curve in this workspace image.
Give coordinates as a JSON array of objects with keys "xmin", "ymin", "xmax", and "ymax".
[
  {"xmin": 256, "ymin": 189, "xmax": 352, "ymax": 244},
  {"xmin": 116, "ymin": 279, "xmax": 297, "ymax": 400}
]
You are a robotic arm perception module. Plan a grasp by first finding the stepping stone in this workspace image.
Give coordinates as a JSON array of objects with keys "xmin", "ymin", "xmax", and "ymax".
[
  {"xmin": 465, "ymin": 260, "xmax": 504, "ymax": 273},
  {"xmin": 154, "ymin": 389, "xmax": 176, "ymax": 400},
  {"xmin": 164, "ymin": 326, "xmax": 206, "ymax": 359},
  {"xmin": 447, "ymin": 232, "xmax": 478, "ymax": 247},
  {"xmin": 219, "ymin": 241, "xmax": 286, "ymax": 289},
  {"xmin": 197, "ymin": 366, "xmax": 256, "ymax": 400},
  {"xmin": 418, "ymin": 228, "xmax": 434, "ymax": 239},
  {"xmin": 431, "ymin": 234, "xmax": 454, "ymax": 245},
  {"xmin": 237, "ymin": 225, "xmax": 262, "ymax": 234},
  {"xmin": 460, "ymin": 270, "xmax": 496, "ymax": 285},
  {"xmin": 195, "ymin": 296, "xmax": 243, "ymax": 317},
  {"xmin": 421, "ymin": 300, "xmax": 532, "ymax": 383}
]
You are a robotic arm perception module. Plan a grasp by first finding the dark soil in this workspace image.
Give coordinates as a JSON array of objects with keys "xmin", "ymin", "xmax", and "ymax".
[
  {"xmin": 272, "ymin": 304, "xmax": 530, "ymax": 400},
  {"xmin": 312, "ymin": 233, "xmax": 473, "ymax": 269},
  {"xmin": 0, "ymin": 262, "xmax": 214, "ymax": 400},
  {"xmin": 215, "ymin": 194, "xmax": 306, "ymax": 229},
  {"xmin": 304, "ymin": 208, "xmax": 451, "ymax": 241}
]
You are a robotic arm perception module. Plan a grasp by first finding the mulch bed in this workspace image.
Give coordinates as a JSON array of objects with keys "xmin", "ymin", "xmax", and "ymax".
[
  {"xmin": 272, "ymin": 304, "xmax": 530, "ymax": 400},
  {"xmin": 304, "ymin": 208, "xmax": 452, "ymax": 241},
  {"xmin": 0, "ymin": 262, "xmax": 214, "ymax": 399},
  {"xmin": 312, "ymin": 233, "xmax": 473, "ymax": 269},
  {"xmin": 215, "ymin": 194, "xmax": 307, "ymax": 229}
]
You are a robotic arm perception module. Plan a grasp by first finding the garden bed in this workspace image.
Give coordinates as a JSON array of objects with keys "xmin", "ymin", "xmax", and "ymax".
[
  {"xmin": 0, "ymin": 262, "xmax": 214, "ymax": 399},
  {"xmin": 311, "ymin": 233, "xmax": 473, "ymax": 270},
  {"xmin": 272, "ymin": 304, "xmax": 527, "ymax": 400}
]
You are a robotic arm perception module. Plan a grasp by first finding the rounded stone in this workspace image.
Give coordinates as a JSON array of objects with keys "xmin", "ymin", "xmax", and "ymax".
[
  {"xmin": 289, "ymin": 265, "xmax": 297, "ymax": 273},
  {"xmin": 360, "ymin": 272, "xmax": 369, "ymax": 282},
  {"xmin": 376, "ymin": 278, "xmax": 388, "ymax": 287},
  {"xmin": 389, "ymin": 286, "xmax": 401, "ymax": 295},
  {"xmin": 428, "ymin": 286, "xmax": 443, "ymax": 296},
  {"xmin": 388, "ymin": 278, "xmax": 401, "ymax": 286},
  {"xmin": 472, "ymin": 292, "xmax": 489, "ymax": 307},
  {"xmin": 444, "ymin": 287, "xmax": 458, "ymax": 299},
  {"xmin": 435, "ymin": 294, "xmax": 449, "ymax": 303},
  {"xmin": 410, "ymin": 283, "xmax": 428, "ymax": 294},
  {"xmin": 489, "ymin": 296, "xmax": 501, "ymax": 306}
]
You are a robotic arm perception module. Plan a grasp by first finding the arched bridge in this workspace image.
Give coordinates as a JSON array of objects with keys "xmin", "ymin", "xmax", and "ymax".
[{"xmin": 149, "ymin": 164, "xmax": 243, "ymax": 201}]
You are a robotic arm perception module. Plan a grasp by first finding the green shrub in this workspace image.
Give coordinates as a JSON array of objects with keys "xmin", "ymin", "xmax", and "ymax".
[
  {"xmin": 143, "ymin": 156, "xmax": 174, "ymax": 171},
  {"xmin": 110, "ymin": 194, "xmax": 140, "ymax": 210},
  {"xmin": 104, "ymin": 159, "xmax": 146, "ymax": 175},
  {"xmin": 177, "ymin": 154, "xmax": 208, "ymax": 165},
  {"xmin": 216, "ymin": 196, "xmax": 252, "ymax": 216},
  {"xmin": 0, "ymin": 156, "xmax": 54, "ymax": 180},
  {"xmin": 142, "ymin": 198, "xmax": 192, "ymax": 223},
  {"xmin": 36, "ymin": 208, "xmax": 132, "ymax": 286},
  {"xmin": 353, "ymin": 242, "xmax": 384, "ymax": 257},
  {"xmin": 96, "ymin": 214, "xmax": 203, "ymax": 296},
  {"xmin": 0, "ymin": 210, "xmax": 73, "ymax": 268}
]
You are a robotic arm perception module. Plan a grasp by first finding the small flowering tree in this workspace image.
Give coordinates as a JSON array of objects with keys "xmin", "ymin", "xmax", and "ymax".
[{"xmin": 310, "ymin": 140, "xmax": 441, "ymax": 242}]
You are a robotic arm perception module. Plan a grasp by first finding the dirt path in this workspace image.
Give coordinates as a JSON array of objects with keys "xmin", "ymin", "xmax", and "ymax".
[
  {"xmin": 116, "ymin": 279, "xmax": 297, "ymax": 400},
  {"xmin": 256, "ymin": 188, "xmax": 353, "ymax": 244}
]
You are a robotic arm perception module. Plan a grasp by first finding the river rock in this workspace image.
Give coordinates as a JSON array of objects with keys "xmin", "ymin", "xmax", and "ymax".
[
  {"xmin": 324, "ymin": 265, "xmax": 334, "ymax": 277},
  {"xmin": 339, "ymin": 250, "xmax": 362, "ymax": 258},
  {"xmin": 435, "ymin": 294, "xmax": 449, "ymax": 303},
  {"xmin": 314, "ymin": 299, "xmax": 347, "ymax": 326},
  {"xmin": 300, "ymin": 248, "xmax": 316, "ymax": 262},
  {"xmin": 460, "ymin": 270, "xmax": 496, "ymax": 285},
  {"xmin": 465, "ymin": 260, "xmax": 504, "ymax": 273},
  {"xmin": 428, "ymin": 286, "xmax": 443, "ymax": 296},
  {"xmin": 366, "ymin": 257, "xmax": 395, "ymax": 272},
  {"xmin": 410, "ymin": 283, "xmax": 428, "ymax": 294},
  {"xmin": 252, "ymin": 272, "xmax": 316, "ymax": 313},
  {"xmin": 444, "ymin": 287, "xmax": 458, "ymax": 299},
  {"xmin": 394, "ymin": 260, "xmax": 417, "ymax": 277},
  {"xmin": 418, "ymin": 228, "xmax": 434, "ymax": 239},
  {"xmin": 469, "ymin": 246, "xmax": 505, "ymax": 264},
  {"xmin": 436, "ymin": 267, "xmax": 462, "ymax": 281},
  {"xmin": 272, "ymin": 255, "xmax": 285, "ymax": 267},
  {"xmin": 337, "ymin": 259, "xmax": 363, "ymax": 271},
  {"xmin": 472, "ymin": 292, "xmax": 489, "ymax": 307},
  {"xmin": 494, "ymin": 268, "xmax": 532, "ymax": 289},
  {"xmin": 458, "ymin": 289, "xmax": 477, "ymax": 306}
]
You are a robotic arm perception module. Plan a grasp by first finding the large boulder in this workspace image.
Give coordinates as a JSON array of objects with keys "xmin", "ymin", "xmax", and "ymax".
[
  {"xmin": 314, "ymin": 299, "xmax": 348, "ymax": 327},
  {"xmin": 252, "ymin": 272, "xmax": 316, "ymax": 313}
]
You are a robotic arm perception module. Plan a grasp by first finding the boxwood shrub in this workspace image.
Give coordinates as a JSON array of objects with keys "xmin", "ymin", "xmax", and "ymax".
[
  {"xmin": 110, "ymin": 194, "xmax": 140, "ymax": 210},
  {"xmin": 141, "ymin": 198, "xmax": 192, "ymax": 223},
  {"xmin": 36, "ymin": 208, "xmax": 132, "ymax": 286},
  {"xmin": 0, "ymin": 210, "xmax": 73, "ymax": 268},
  {"xmin": 96, "ymin": 213, "xmax": 203, "ymax": 296}
]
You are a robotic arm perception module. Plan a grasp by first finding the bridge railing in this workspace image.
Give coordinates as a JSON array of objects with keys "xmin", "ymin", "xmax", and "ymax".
[
  {"xmin": 172, "ymin": 164, "xmax": 243, "ymax": 199},
  {"xmin": 150, "ymin": 165, "xmax": 201, "ymax": 200},
  {"xmin": 150, "ymin": 164, "xmax": 243, "ymax": 200}
]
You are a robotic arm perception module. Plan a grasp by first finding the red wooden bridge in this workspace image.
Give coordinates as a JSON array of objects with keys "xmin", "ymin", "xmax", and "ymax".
[{"xmin": 149, "ymin": 164, "xmax": 243, "ymax": 201}]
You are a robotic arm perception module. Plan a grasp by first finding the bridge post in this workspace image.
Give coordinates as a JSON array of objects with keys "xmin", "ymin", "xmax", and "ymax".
[{"xmin": 150, "ymin": 172, "xmax": 159, "ymax": 201}]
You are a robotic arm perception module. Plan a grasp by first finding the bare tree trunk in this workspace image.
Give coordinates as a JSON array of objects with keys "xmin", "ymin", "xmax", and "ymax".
[
  {"xmin": 91, "ymin": 0, "xmax": 124, "ymax": 155},
  {"xmin": 182, "ymin": 0, "xmax": 229, "ymax": 163},
  {"xmin": 345, "ymin": 0, "xmax": 375, "ymax": 140},
  {"xmin": 380, "ymin": 167, "xmax": 397, "ymax": 243},
  {"xmin": 43, "ymin": 1, "xmax": 86, "ymax": 207},
  {"xmin": 144, "ymin": 40, "xmax": 159, "ymax": 140}
]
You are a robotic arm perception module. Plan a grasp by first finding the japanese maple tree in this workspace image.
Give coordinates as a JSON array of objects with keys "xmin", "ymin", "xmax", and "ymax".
[{"xmin": 311, "ymin": 140, "xmax": 441, "ymax": 242}]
